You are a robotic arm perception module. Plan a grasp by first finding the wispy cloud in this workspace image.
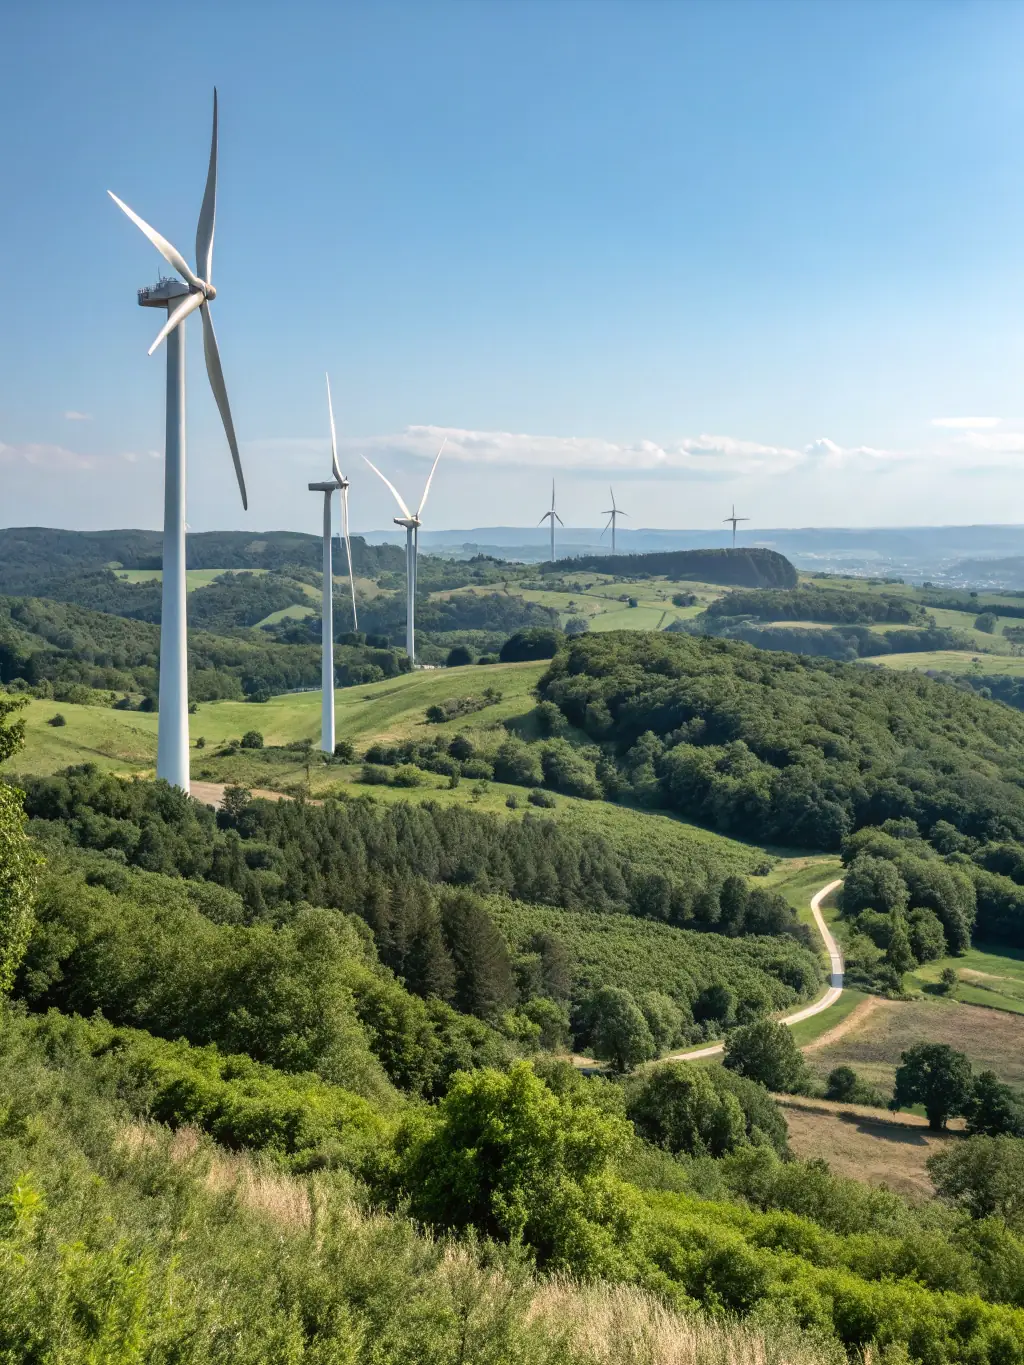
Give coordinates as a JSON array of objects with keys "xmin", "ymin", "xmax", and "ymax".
[
  {"xmin": 0, "ymin": 441, "xmax": 158, "ymax": 471},
  {"xmin": 0, "ymin": 441, "xmax": 98, "ymax": 470},
  {"xmin": 250, "ymin": 426, "xmax": 927, "ymax": 480},
  {"xmin": 930, "ymin": 416, "xmax": 1001, "ymax": 429},
  {"xmin": 63, "ymin": 410, "xmax": 92, "ymax": 422}
]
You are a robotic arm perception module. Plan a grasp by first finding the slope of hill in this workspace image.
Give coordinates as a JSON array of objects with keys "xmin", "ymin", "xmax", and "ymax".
[{"xmin": 549, "ymin": 547, "xmax": 798, "ymax": 588}]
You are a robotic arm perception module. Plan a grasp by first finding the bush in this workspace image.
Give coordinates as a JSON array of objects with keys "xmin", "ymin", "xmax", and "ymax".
[
  {"xmin": 928, "ymin": 1135, "xmax": 1024, "ymax": 1225},
  {"xmin": 976, "ymin": 612, "xmax": 998, "ymax": 633},
  {"xmin": 724, "ymin": 1019, "xmax": 809, "ymax": 1094},
  {"xmin": 824, "ymin": 1064, "xmax": 884, "ymax": 1107},
  {"xmin": 939, "ymin": 966, "xmax": 959, "ymax": 994},
  {"xmin": 499, "ymin": 628, "xmax": 563, "ymax": 663},
  {"xmin": 445, "ymin": 645, "xmax": 473, "ymax": 667},
  {"xmin": 240, "ymin": 730, "xmax": 264, "ymax": 749},
  {"xmin": 333, "ymin": 738, "xmax": 355, "ymax": 761},
  {"xmin": 395, "ymin": 1063, "xmax": 635, "ymax": 1270},
  {"xmin": 47, "ymin": 713, "xmax": 66, "ymax": 727},
  {"xmin": 528, "ymin": 789, "xmax": 556, "ymax": 809},
  {"xmin": 626, "ymin": 1062, "xmax": 748, "ymax": 1157}
]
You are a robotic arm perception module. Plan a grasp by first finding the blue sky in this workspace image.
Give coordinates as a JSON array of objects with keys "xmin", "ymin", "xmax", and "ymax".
[{"xmin": 4, "ymin": 0, "xmax": 1024, "ymax": 534}]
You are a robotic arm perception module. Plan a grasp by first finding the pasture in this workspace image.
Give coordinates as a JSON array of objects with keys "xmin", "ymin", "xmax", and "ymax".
[
  {"xmin": 114, "ymin": 567, "xmax": 270, "ymax": 590},
  {"xmin": 800, "ymin": 994, "xmax": 1024, "ymax": 1095},
  {"xmin": 0, "ymin": 661, "xmax": 548, "ymax": 782}
]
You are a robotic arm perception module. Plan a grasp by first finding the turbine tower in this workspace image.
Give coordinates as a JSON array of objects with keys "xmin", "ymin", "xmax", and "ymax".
[
  {"xmin": 539, "ymin": 480, "xmax": 564, "ymax": 562},
  {"xmin": 601, "ymin": 487, "xmax": 628, "ymax": 555},
  {"xmin": 724, "ymin": 504, "xmax": 749, "ymax": 548},
  {"xmin": 309, "ymin": 375, "xmax": 359, "ymax": 755},
  {"xmin": 362, "ymin": 439, "xmax": 447, "ymax": 664},
  {"xmin": 109, "ymin": 89, "xmax": 245, "ymax": 795}
]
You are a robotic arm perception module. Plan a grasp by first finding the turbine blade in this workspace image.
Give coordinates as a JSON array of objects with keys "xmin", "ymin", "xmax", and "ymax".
[
  {"xmin": 601, "ymin": 515, "xmax": 612, "ymax": 538},
  {"xmin": 537, "ymin": 513, "xmax": 549, "ymax": 526},
  {"xmin": 416, "ymin": 437, "xmax": 447, "ymax": 517},
  {"xmin": 147, "ymin": 289, "xmax": 204, "ymax": 355},
  {"xmin": 200, "ymin": 301, "xmax": 247, "ymax": 510},
  {"xmin": 361, "ymin": 455, "xmax": 411, "ymax": 519},
  {"xmin": 555, "ymin": 513, "xmax": 564, "ymax": 526},
  {"xmin": 195, "ymin": 87, "xmax": 217, "ymax": 284},
  {"xmin": 108, "ymin": 191, "xmax": 204, "ymax": 292},
  {"xmin": 326, "ymin": 373, "xmax": 343, "ymax": 484},
  {"xmin": 342, "ymin": 485, "xmax": 358, "ymax": 629}
]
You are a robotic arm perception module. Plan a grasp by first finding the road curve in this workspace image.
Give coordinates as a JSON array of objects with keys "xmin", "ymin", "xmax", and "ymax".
[{"xmin": 665, "ymin": 876, "xmax": 845, "ymax": 1063}]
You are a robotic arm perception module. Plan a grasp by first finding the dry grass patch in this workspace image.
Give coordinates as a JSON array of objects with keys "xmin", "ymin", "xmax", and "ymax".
[
  {"xmin": 777, "ymin": 1095, "xmax": 963, "ymax": 1201},
  {"xmin": 800, "ymin": 995, "xmax": 1024, "ymax": 1094}
]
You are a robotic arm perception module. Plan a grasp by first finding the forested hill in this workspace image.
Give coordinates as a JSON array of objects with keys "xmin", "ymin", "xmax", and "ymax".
[
  {"xmin": 547, "ymin": 546, "xmax": 797, "ymax": 588},
  {"xmin": 0, "ymin": 527, "xmax": 405, "ymax": 593},
  {"xmin": 538, "ymin": 631, "xmax": 1024, "ymax": 854}
]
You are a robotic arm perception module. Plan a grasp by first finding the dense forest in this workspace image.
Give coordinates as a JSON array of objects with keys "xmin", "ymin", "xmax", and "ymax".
[
  {"xmin": 683, "ymin": 616, "xmax": 976, "ymax": 661},
  {"xmin": 547, "ymin": 546, "xmax": 798, "ymax": 588},
  {"xmin": 537, "ymin": 632, "xmax": 1024, "ymax": 948},
  {"xmin": 0, "ymin": 526, "xmax": 407, "ymax": 591}
]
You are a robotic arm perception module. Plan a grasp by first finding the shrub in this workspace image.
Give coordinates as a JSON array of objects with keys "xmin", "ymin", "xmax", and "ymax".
[
  {"xmin": 240, "ymin": 730, "xmax": 264, "ymax": 749},
  {"xmin": 976, "ymin": 612, "xmax": 998, "ymax": 633},
  {"xmin": 333, "ymin": 738, "xmax": 355, "ymax": 761},
  {"xmin": 395, "ymin": 1063, "xmax": 636, "ymax": 1271},
  {"xmin": 499, "ymin": 628, "xmax": 562, "ymax": 663},
  {"xmin": 446, "ymin": 645, "xmax": 473, "ymax": 667},
  {"xmin": 626, "ymin": 1062, "xmax": 748, "ymax": 1157},
  {"xmin": 528, "ymin": 789, "xmax": 556, "ymax": 809},
  {"xmin": 47, "ymin": 714, "xmax": 66, "ymax": 728}
]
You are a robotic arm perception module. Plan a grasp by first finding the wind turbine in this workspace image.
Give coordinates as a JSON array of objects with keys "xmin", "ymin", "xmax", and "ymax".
[
  {"xmin": 109, "ymin": 89, "xmax": 244, "ymax": 795},
  {"xmin": 539, "ymin": 480, "xmax": 564, "ymax": 562},
  {"xmin": 309, "ymin": 375, "xmax": 359, "ymax": 755},
  {"xmin": 601, "ymin": 487, "xmax": 628, "ymax": 555},
  {"xmin": 362, "ymin": 440, "xmax": 447, "ymax": 664},
  {"xmin": 724, "ymin": 504, "xmax": 749, "ymax": 548}
]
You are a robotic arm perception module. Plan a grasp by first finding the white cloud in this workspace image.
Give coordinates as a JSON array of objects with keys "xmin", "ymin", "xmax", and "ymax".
[
  {"xmin": 0, "ymin": 441, "xmax": 98, "ymax": 471},
  {"xmin": 249, "ymin": 426, "xmax": 926, "ymax": 482},
  {"xmin": 63, "ymin": 410, "xmax": 92, "ymax": 422},
  {"xmin": 930, "ymin": 416, "xmax": 1001, "ymax": 429}
]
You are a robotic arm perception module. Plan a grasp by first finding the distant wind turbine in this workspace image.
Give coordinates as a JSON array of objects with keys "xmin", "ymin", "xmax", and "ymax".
[
  {"xmin": 309, "ymin": 375, "xmax": 358, "ymax": 754},
  {"xmin": 362, "ymin": 440, "xmax": 447, "ymax": 664},
  {"xmin": 109, "ymin": 89, "xmax": 244, "ymax": 794},
  {"xmin": 601, "ymin": 487, "xmax": 628, "ymax": 555},
  {"xmin": 724, "ymin": 504, "xmax": 749, "ymax": 548},
  {"xmin": 539, "ymin": 480, "xmax": 564, "ymax": 562}
]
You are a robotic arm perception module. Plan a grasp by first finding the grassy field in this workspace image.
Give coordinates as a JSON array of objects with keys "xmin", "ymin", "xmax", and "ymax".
[
  {"xmin": 800, "ymin": 994, "xmax": 1024, "ymax": 1096},
  {"xmin": 438, "ymin": 575, "xmax": 726, "ymax": 632},
  {"xmin": 0, "ymin": 661, "xmax": 547, "ymax": 782},
  {"xmin": 114, "ymin": 568, "xmax": 270, "ymax": 590},
  {"xmin": 876, "ymin": 650, "xmax": 1024, "ymax": 674},
  {"xmin": 778, "ymin": 1094, "xmax": 961, "ymax": 1200},
  {"xmin": 909, "ymin": 944, "xmax": 1024, "ymax": 1014}
]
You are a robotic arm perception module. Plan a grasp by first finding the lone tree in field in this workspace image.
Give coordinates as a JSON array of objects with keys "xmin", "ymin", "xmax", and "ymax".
[
  {"xmin": 724, "ymin": 1018, "xmax": 808, "ymax": 1094},
  {"xmin": 892, "ymin": 1042, "xmax": 974, "ymax": 1130}
]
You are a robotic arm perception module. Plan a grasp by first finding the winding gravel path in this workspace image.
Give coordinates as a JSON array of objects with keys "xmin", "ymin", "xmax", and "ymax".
[{"xmin": 664, "ymin": 876, "xmax": 845, "ymax": 1063}]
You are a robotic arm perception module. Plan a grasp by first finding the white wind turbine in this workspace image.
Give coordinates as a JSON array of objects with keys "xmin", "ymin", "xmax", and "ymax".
[
  {"xmin": 309, "ymin": 375, "xmax": 359, "ymax": 755},
  {"xmin": 109, "ymin": 88, "xmax": 245, "ymax": 795},
  {"xmin": 362, "ymin": 439, "xmax": 447, "ymax": 664},
  {"xmin": 539, "ymin": 480, "xmax": 564, "ymax": 562},
  {"xmin": 601, "ymin": 486, "xmax": 628, "ymax": 555}
]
